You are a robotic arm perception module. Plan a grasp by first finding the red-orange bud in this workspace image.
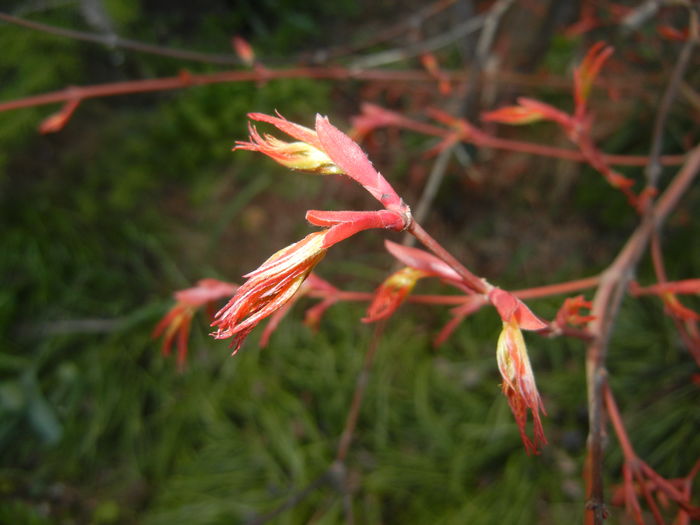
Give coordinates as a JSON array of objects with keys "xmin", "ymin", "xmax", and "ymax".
[
  {"xmin": 232, "ymin": 36, "xmax": 255, "ymax": 66},
  {"xmin": 363, "ymin": 267, "xmax": 427, "ymax": 323},
  {"xmin": 211, "ymin": 231, "xmax": 328, "ymax": 353},
  {"xmin": 235, "ymin": 123, "xmax": 342, "ymax": 174},
  {"xmin": 574, "ymin": 42, "xmax": 613, "ymax": 114},
  {"xmin": 496, "ymin": 318, "xmax": 548, "ymax": 454},
  {"xmin": 555, "ymin": 295, "xmax": 595, "ymax": 328},
  {"xmin": 482, "ymin": 105, "xmax": 546, "ymax": 126}
]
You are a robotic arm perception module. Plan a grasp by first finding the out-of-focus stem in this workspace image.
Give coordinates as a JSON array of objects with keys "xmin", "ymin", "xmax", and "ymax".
[
  {"xmin": 335, "ymin": 321, "xmax": 385, "ymax": 463},
  {"xmin": 514, "ymin": 276, "xmax": 600, "ymax": 299},
  {"xmin": 645, "ymin": 8, "xmax": 697, "ymax": 188},
  {"xmin": 308, "ymin": 275, "xmax": 600, "ymax": 305},
  {"xmin": 584, "ymin": 144, "xmax": 700, "ymax": 524}
]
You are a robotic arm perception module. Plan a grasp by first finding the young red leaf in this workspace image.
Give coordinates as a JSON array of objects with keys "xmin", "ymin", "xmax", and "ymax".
[
  {"xmin": 489, "ymin": 288, "xmax": 548, "ymax": 331},
  {"xmin": 306, "ymin": 210, "xmax": 406, "ymax": 248},
  {"xmin": 497, "ymin": 317, "xmax": 548, "ymax": 454},
  {"xmin": 315, "ymin": 114, "xmax": 404, "ymax": 211},
  {"xmin": 384, "ymin": 240, "xmax": 461, "ymax": 282},
  {"xmin": 574, "ymin": 42, "xmax": 613, "ymax": 114},
  {"xmin": 362, "ymin": 267, "xmax": 427, "ymax": 323},
  {"xmin": 482, "ymin": 105, "xmax": 546, "ymax": 126}
]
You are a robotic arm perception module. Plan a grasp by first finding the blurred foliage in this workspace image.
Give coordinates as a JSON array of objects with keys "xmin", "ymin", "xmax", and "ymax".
[{"xmin": 1, "ymin": 1, "xmax": 699, "ymax": 524}]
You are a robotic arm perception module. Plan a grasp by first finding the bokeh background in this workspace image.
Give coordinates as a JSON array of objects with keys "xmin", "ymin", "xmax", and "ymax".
[{"xmin": 1, "ymin": 1, "xmax": 699, "ymax": 523}]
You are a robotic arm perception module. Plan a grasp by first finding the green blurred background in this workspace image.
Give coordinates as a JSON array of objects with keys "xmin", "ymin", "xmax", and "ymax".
[{"xmin": 1, "ymin": 1, "xmax": 699, "ymax": 523}]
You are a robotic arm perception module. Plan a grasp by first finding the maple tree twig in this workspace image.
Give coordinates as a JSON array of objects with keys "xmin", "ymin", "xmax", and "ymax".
[
  {"xmin": 0, "ymin": 11, "xmax": 241, "ymax": 65},
  {"xmin": 645, "ymin": 7, "xmax": 697, "ymax": 188},
  {"xmin": 584, "ymin": 143, "xmax": 700, "ymax": 524}
]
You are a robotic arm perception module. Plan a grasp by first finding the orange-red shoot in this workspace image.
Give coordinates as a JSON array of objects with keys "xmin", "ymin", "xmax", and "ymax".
[
  {"xmin": 555, "ymin": 295, "xmax": 595, "ymax": 328},
  {"xmin": 573, "ymin": 42, "xmax": 613, "ymax": 118},
  {"xmin": 211, "ymin": 231, "xmax": 328, "ymax": 353},
  {"xmin": 211, "ymin": 210, "xmax": 407, "ymax": 352},
  {"xmin": 363, "ymin": 267, "xmax": 427, "ymax": 323},
  {"xmin": 211, "ymin": 113, "xmax": 414, "ymax": 353},
  {"xmin": 490, "ymin": 288, "xmax": 548, "ymax": 454}
]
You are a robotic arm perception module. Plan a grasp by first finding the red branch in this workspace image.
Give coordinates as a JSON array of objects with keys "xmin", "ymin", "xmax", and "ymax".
[{"xmin": 0, "ymin": 70, "xmax": 688, "ymax": 168}]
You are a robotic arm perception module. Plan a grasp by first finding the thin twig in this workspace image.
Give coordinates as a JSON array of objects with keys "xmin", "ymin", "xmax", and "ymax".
[
  {"xmin": 402, "ymin": 0, "xmax": 513, "ymax": 246},
  {"xmin": 402, "ymin": 142, "xmax": 457, "ymax": 247},
  {"xmin": 303, "ymin": 0, "xmax": 457, "ymax": 63},
  {"xmin": 336, "ymin": 321, "xmax": 386, "ymax": 462},
  {"xmin": 621, "ymin": 0, "xmax": 665, "ymax": 33},
  {"xmin": 645, "ymin": 8, "xmax": 698, "ymax": 187},
  {"xmin": 584, "ymin": 143, "xmax": 700, "ymax": 524},
  {"xmin": 330, "ymin": 321, "xmax": 387, "ymax": 525},
  {"xmin": 243, "ymin": 320, "xmax": 387, "ymax": 524},
  {"xmin": 585, "ymin": 18, "xmax": 699, "ymax": 518},
  {"xmin": 1, "ymin": 71, "xmax": 689, "ymax": 173},
  {"xmin": 347, "ymin": 12, "xmax": 488, "ymax": 69},
  {"xmin": 4, "ymin": 2, "xmax": 457, "ymax": 67},
  {"xmin": 0, "ymin": 11, "xmax": 242, "ymax": 65},
  {"xmin": 306, "ymin": 274, "xmax": 600, "ymax": 305}
]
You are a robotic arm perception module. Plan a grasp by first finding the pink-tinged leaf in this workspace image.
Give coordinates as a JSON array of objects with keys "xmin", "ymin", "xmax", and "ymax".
[
  {"xmin": 315, "ymin": 115, "xmax": 403, "ymax": 209},
  {"xmin": 350, "ymin": 103, "xmax": 446, "ymax": 139},
  {"xmin": 482, "ymin": 105, "xmax": 546, "ymax": 126},
  {"xmin": 248, "ymin": 112, "xmax": 323, "ymax": 150},
  {"xmin": 517, "ymin": 98, "xmax": 573, "ymax": 128},
  {"xmin": 319, "ymin": 212, "xmax": 405, "ymax": 249},
  {"xmin": 490, "ymin": 288, "xmax": 519, "ymax": 319},
  {"xmin": 384, "ymin": 240, "xmax": 461, "ymax": 282},
  {"xmin": 306, "ymin": 209, "xmax": 405, "ymax": 230},
  {"xmin": 489, "ymin": 288, "xmax": 548, "ymax": 331},
  {"xmin": 350, "ymin": 104, "xmax": 406, "ymax": 136},
  {"xmin": 174, "ymin": 278, "xmax": 238, "ymax": 305}
]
